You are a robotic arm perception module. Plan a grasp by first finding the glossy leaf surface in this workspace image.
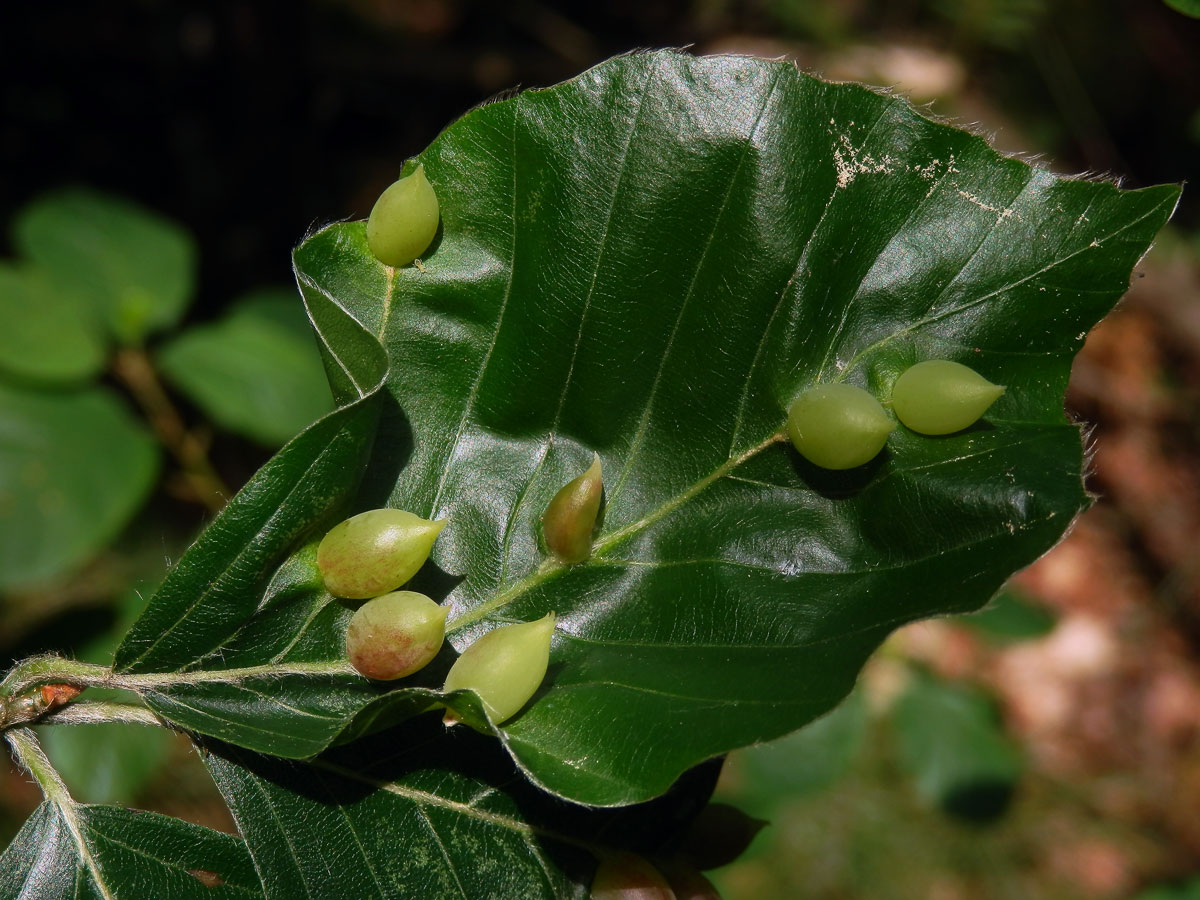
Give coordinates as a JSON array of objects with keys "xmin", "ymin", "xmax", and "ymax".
[{"xmin": 115, "ymin": 51, "xmax": 1178, "ymax": 806}]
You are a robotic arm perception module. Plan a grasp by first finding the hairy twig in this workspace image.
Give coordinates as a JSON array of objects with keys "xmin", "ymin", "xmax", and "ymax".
[
  {"xmin": 39, "ymin": 699, "xmax": 166, "ymax": 728},
  {"xmin": 0, "ymin": 654, "xmax": 356, "ymax": 721}
]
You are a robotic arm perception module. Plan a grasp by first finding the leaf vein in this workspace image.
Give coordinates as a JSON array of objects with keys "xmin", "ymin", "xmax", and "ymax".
[
  {"xmin": 814, "ymin": 151, "xmax": 964, "ymax": 382},
  {"xmin": 728, "ymin": 93, "xmax": 892, "ymax": 453},
  {"xmin": 608, "ymin": 66, "xmax": 785, "ymax": 509},
  {"xmin": 836, "ymin": 192, "xmax": 1177, "ymax": 377},
  {"xmin": 84, "ymin": 827, "xmax": 260, "ymax": 897},
  {"xmin": 495, "ymin": 68, "xmax": 656, "ymax": 583},
  {"xmin": 908, "ymin": 169, "xmax": 1039, "ymax": 324},
  {"xmin": 243, "ymin": 772, "xmax": 317, "ymax": 900},
  {"xmin": 312, "ymin": 770, "xmax": 388, "ymax": 900},
  {"xmin": 414, "ymin": 807, "xmax": 470, "ymax": 900},
  {"xmin": 429, "ymin": 101, "xmax": 521, "ymax": 519}
]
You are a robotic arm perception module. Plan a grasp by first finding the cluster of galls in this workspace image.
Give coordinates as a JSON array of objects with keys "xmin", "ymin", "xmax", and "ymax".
[
  {"xmin": 319, "ymin": 458, "xmax": 602, "ymax": 726},
  {"xmin": 787, "ymin": 359, "xmax": 1005, "ymax": 470},
  {"xmin": 318, "ymin": 506, "xmax": 565, "ymax": 726},
  {"xmin": 352, "ymin": 165, "xmax": 612, "ymax": 727},
  {"xmin": 348, "ymin": 165, "xmax": 560, "ymax": 724}
]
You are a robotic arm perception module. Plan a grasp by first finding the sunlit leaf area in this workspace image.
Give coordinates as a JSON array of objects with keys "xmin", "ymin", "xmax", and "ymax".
[{"xmin": 2, "ymin": 3, "xmax": 1198, "ymax": 898}]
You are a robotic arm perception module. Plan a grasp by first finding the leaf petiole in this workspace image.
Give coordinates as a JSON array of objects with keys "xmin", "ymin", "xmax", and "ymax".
[
  {"xmin": 1, "ymin": 654, "xmax": 358, "ymax": 732},
  {"xmin": 5, "ymin": 727, "xmax": 117, "ymax": 899}
]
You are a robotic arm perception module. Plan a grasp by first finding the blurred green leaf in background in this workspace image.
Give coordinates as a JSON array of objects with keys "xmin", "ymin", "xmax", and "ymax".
[
  {"xmin": 1134, "ymin": 876, "xmax": 1200, "ymax": 900},
  {"xmin": 729, "ymin": 690, "xmax": 870, "ymax": 816},
  {"xmin": 158, "ymin": 289, "xmax": 334, "ymax": 448},
  {"xmin": 893, "ymin": 671, "xmax": 1023, "ymax": 823},
  {"xmin": 13, "ymin": 188, "xmax": 196, "ymax": 346},
  {"xmin": 0, "ymin": 264, "xmax": 105, "ymax": 385},
  {"xmin": 37, "ymin": 588, "xmax": 169, "ymax": 806},
  {"xmin": 0, "ymin": 188, "xmax": 335, "ymax": 597},
  {"xmin": 0, "ymin": 384, "xmax": 158, "ymax": 592},
  {"xmin": 957, "ymin": 586, "xmax": 1057, "ymax": 644}
]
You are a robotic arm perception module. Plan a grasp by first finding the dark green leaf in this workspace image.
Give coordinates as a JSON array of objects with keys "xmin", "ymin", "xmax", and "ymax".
[
  {"xmin": 673, "ymin": 803, "xmax": 769, "ymax": 871},
  {"xmin": 892, "ymin": 672, "xmax": 1021, "ymax": 822},
  {"xmin": 157, "ymin": 289, "xmax": 334, "ymax": 447},
  {"xmin": 13, "ymin": 188, "xmax": 196, "ymax": 345},
  {"xmin": 0, "ymin": 801, "xmax": 262, "ymax": 899},
  {"xmin": 0, "ymin": 263, "xmax": 106, "ymax": 384},
  {"xmin": 204, "ymin": 715, "xmax": 717, "ymax": 900},
  {"xmin": 0, "ymin": 383, "xmax": 158, "ymax": 590},
  {"xmin": 114, "ymin": 51, "xmax": 1178, "ymax": 806}
]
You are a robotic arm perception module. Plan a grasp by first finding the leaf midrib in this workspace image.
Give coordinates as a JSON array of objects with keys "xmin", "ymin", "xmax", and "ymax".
[
  {"xmin": 444, "ymin": 411, "xmax": 1068, "ymax": 637},
  {"xmin": 6, "ymin": 730, "xmax": 116, "ymax": 900},
  {"xmin": 607, "ymin": 66, "xmax": 785, "ymax": 509},
  {"xmin": 830, "ymin": 190, "xmax": 1177, "ymax": 381},
  {"xmin": 312, "ymin": 757, "xmax": 594, "ymax": 855},
  {"xmin": 444, "ymin": 430, "xmax": 784, "ymax": 633},
  {"xmin": 84, "ymin": 822, "xmax": 260, "ymax": 898}
]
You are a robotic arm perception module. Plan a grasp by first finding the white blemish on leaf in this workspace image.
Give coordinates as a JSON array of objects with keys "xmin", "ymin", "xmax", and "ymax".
[
  {"xmin": 910, "ymin": 154, "xmax": 957, "ymax": 196},
  {"xmin": 955, "ymin": 187, "xmax": 1020, "ymax": 225},
  {"xmin": 832, "ymin": 132, "xmax": 896, "ymax": 189}
]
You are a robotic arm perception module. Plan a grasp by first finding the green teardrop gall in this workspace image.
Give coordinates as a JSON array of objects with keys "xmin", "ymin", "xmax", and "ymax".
[
  {"xmin": 891, "ymin": 360, "xmax": 1006, "ymax": 435},
  {"xmin": 317, "ymin": 508, "xmax": 445, "ymax": 600},
  {"xmin": 442, "ymin": 612, "xmax": 556, "ymax": 725},
  {"xmin": 365, "ymin": 163, "xmax": 440, "ymax": 268},
  {"xmin": 543, "ymin": 454, "xmax": 603, "ymax": 564},
  {"xmin": 590, "ymin": 852, "xmax": 677, "ymax": 900},
  {"xmin": 786, "ymin": 383, "xmax": 894, "ymax": 470},
  {"xmin": 346, "ymin": 590, "xmax": 447, "ymax": 680}
]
